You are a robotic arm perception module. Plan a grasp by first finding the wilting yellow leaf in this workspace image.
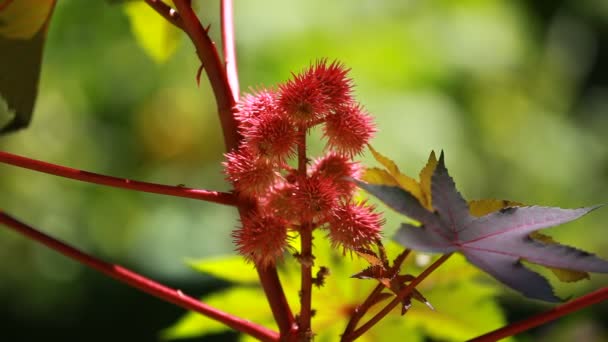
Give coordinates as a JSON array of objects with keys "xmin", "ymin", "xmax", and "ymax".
[
  {"xmin": 529, "ymin": 232, "xmax": 590, "ymax": 282},
  {"xmin": 0, "ymin": 0, "xmax": 55, "ymax": 39},
  {"xmin": 418, "ymin": 151, "xmax": 438, "ymax": 209},
  {"xmin": 468, "ymin": 199, "xmax": 523, "ymax": 217},
  {"xmin": 366, "ymin": 145, "xmax": 425, "ymax": 206},
  {"xmin": 362, "ymin": 167, "xmax": 399, "ymax": 186}
]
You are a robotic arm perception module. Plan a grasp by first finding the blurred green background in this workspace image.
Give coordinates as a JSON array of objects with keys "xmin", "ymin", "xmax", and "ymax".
[{"xmin": 1, "ymin": 0, "xmax": 608, "ymax": 341}]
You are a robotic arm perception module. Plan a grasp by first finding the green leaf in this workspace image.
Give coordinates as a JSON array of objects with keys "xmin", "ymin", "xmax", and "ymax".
[
  {"xmin": 123, "ymin": 1, "xmax": 181, "ymax": 63},
  {"xmin": 0, "ymin": 0, "xmax": 55, "ymax": 133},
  {"xmin": 162, "ymin": 287, "xmax": 275, "ymax": 340},
  {"xmin": 187, "ymin": 256, "xmax": 259, "ymax": 284}
]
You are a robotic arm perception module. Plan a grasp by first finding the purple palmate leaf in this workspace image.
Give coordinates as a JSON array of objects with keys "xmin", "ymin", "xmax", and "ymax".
[{"xmin": 356, "ymin": 153, "xmax": 608, "ymax": 302}]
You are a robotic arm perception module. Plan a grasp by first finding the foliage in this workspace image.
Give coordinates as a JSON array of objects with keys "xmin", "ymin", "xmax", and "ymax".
[
  {"xmin": 0, "ymin": 1, "xmax": 607, "ymax": 341},
  {"xmin": 165, "ymin": 232, "xmax": 510, "ymax": 341},
  {"xmin": 357, "ymin": 150, "xmax": 608, "ymax": 302}
]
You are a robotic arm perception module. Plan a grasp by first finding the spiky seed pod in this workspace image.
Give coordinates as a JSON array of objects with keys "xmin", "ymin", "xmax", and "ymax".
[
  {"xmin": 263, "ymin": 182, "xmax": 299, "ymax": 223},
  {"xmin": 241, "ymin": 113, "xmax": 297, "ymax": 162},
  {"xmin": 310, "ymin": 152, "xmax": 361, "ymax": 198},
  {"xmin": 327, "ymin": 201, "xmax": 384, "ymax": 251},
  {"xmin": 235, "ymin": 87, "xmax": 279, "ymax": 128},
  {"xmin": 278, "ymin": 74, "xmax": 330, "ymax": 125},
  {"xmin": 224, "ymin": 148, "xmax": 278, "ymax": 196},
  {"xmin": 311, "ymin": 59, "xmax": 354, "ymax": 109},
  {"xmin": 278, "ymin": 60, "xmax": 354, "ymax": 126},
  {"xmin": 232, "ymin": 213, "xmax": 289, "ymax": 268},
  {"xmin": 323, "ymin": 103, "xmax": 376, "ymax": 156},
  {"xmin": 293, "ymin": 176, "xmax": 340, "ymax": 223}
]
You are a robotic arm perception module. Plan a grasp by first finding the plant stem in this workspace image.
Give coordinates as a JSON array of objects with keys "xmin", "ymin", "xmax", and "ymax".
[
  {"xmin": 256, "ymin": 266, "xmax": 298, "ymax": 339},
  {"xmin": 0, "ymin": 150, "xmax": 236, "ymax": 206},
  {"xmin": 343, "ymin": 253, "xmax": 452, "ymax": 341},
  {"xmin": 341, "ymin": 248, "xmax": 411, "ymax": 338},
  {"xmin": 467, "ymin": 287, "xmax": 608, "ymax": 341},
  {"xmin": 142, "ymin": 1, "xmax": 297, "ymax": 339},
  {"xmin": 296, "ymin": 126, "xmax": 314, "ymax": 340},
  {"xmin": 220, "ymin": 0, "xmax": 239, "ymax": 101},
  {"xmin": 172, "ymin": 0, "xmax": 240, "ymax": 151},
  {"xmin": 0, "ymin": 210, "xmax": 279, "ymax": 342}
]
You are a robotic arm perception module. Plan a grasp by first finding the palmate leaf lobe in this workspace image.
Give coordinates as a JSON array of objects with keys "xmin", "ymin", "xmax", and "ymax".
[{"xmin": 357, "ymin": 152, "xmax": 608, "ymax": 302}]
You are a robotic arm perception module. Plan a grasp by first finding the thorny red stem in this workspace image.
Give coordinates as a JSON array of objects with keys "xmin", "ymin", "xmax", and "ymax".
[
  {"xmin": 170, "ymin": 1, "xmax": 295, "ymax": 338},
  {"xmin": 297, "ymin": 127, "xmax": 313, "ymax": 340},
  {"xmin": 468, "ymin": 287, "xmax": 608, "ymax": 342},
  {"xmin": 0, "ymin": 150, "xmax": 236, "ymax": 205},
  {"xmin": 0, "ymin": 211, "xmax": 279, "ymax": 342},
  {"xmin": 172, "ymin": 0, "xmax": 240, "ymax": 151},
  {"xmin": 343, "ymin": 253, "xmax": 453, "ymax": 341}
]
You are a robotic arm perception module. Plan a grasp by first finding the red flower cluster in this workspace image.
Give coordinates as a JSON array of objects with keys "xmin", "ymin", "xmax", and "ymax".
[{"xmin": 225, "ymin": 60, "xmax": 382, "ymax": 267}]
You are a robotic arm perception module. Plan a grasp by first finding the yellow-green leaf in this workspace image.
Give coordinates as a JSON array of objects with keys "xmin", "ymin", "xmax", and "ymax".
[
  {"xmin": 362, "ymin": 167, "xmax": 399, "ymax": 186},
  {"xmin": 124, "ymin": 1, "xmax": 180, "ymax": 63},
  {"xmin": 366, "ymin": 145, "xmax": 424, "ymax": 205},
  {"xmin": 187, "ymin": 256, "xmax": 259, "ymax": 284},
  {"xmin": 162, "ymin": 287, "xmax": 275, "ymax": 340},
  {"xmin": 418, "ymin": 151, "xmax": 437, "ymax": 209},
  {"xmin": 468, "ymin": 199, "xmax": 523, "ymax": 217},
  {"xmin": 0, "ymin": 0, "xmax": 55, "ymax": 39},
  {"xmin": 529, "ymin": 233, "xmax": 590, "ymax": 282}
]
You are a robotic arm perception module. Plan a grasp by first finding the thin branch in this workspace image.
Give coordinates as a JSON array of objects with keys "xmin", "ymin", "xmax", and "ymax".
[
  {"xmin": 0, "ymin": 150, "xmax": 236, "ymax": 206},
  {"xmin": 220, "ymin": 0, "xmax": 239, "ymax": 101},
  {"xmin": 0, "ymin": 210, "xmax": 279, "ymax": 342},
  {"xmin": 343, "ymin": 253, "xmax": 452, "ymax": 341},
  {"xmin": 295, "ymin": 126, "xmax": 314, "ymax": 340},
  {"xmin": 342, "ymin": 248, "xmax": 411, "ymax": 338},
  {"xmin": 468, "ymin": 287, "xmax": 608, "ymax": 342},
  {"xmin": 170, "ymin": 2, "xmax": 295, "ymax": 339},
  {"xmin": 144, "ymin": 0, "xmax": 185, "ymax": 30},
  {"xmin": 172, "ymin": 0, "xmax": 240, "ymax": 151},
  {"xmin": 256, "ymin": 266, "xmax": 298, "ymax": 339}
]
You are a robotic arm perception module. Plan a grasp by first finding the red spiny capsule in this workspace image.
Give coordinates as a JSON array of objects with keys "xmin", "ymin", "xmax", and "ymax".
[
  {"xmin": 323, "ymin": 103, "xmax": 376, "ymax": 156},
  {"xmin": 262, "ymin": 183, "xmax": 298, "ymax": 222},
  {"xmin": 293, "ymin": 176, "xmax": 340, "ymax": 222},
  {"xmin": 327, "ymin": 202, "xmax": 384, "ymax": 251},
  {"xmin": 310, "ymin": 153, "xmax": 361, "ymax": 197},
  {"xmin": 224, "ymin": 148, "xmax": 278, "ymax": 196},
  {"xmin": 311, "ymin": 59, "xmax": 354, "ymax": 109},
  {"xmin": 242, "ymin": 113, "xmax": 297, "ymax": 161},
  {"xmin": 235, "ymin": 88, "xmax": 279, "ymax": 127},
  {"xmin": 278, "ymin": 72, "xmax": 330, "ymax": 125},
  {"xmin": 232, "ymin": 213, "xmax": 289, "ymax": 268}
]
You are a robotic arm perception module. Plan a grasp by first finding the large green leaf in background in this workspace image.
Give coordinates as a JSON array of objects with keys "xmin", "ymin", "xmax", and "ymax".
[
  {"xmin": 0, "ymin": 0, "xmax": 56, "ymax": 133},
  {"xmin": 164, "ymin": 232, "xmax": 511, "ymax": 341},
  {"xmin": 0, "ymin": 0, "xmax": 179, "ymax": 134}
]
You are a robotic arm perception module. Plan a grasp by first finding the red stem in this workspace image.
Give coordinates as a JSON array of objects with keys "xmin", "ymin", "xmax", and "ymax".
[
  {"xmin": 343, "ymin": 253, "xmax": 452, "ymax": 341},
  {"xmin": 0, "ymin": 150, "xmax": 236, "ymax": 206},
  {"xmin": 170, "ymin": 2, "xmax": 295, "ymax": 338},
  {"xmin": 295, "ymin": 126, "xmax": 314, "ymax": 340},
  {"xmin": 0, "ymin": 210, "xmax": 279, "ymax": 342},
  {"xmin": 172, "ymin": 0, "xmax": 240, "ymax": 151},
  {"xmin": 220, "ymin": 0, "xmax": 239, "ymax": 101},
  {"xmin": 468, "ymin": 287, "xmax": 608, "ymax": 342}
]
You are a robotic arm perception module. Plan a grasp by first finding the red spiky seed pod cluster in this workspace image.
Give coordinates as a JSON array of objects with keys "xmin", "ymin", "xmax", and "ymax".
[
  {"xmin": 232, "ymin": 213, "xmax": 290, "ymax": 268},
  {"xmin": 225, "ymin": 60, "xmax": 383, "ymax": 266}
]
